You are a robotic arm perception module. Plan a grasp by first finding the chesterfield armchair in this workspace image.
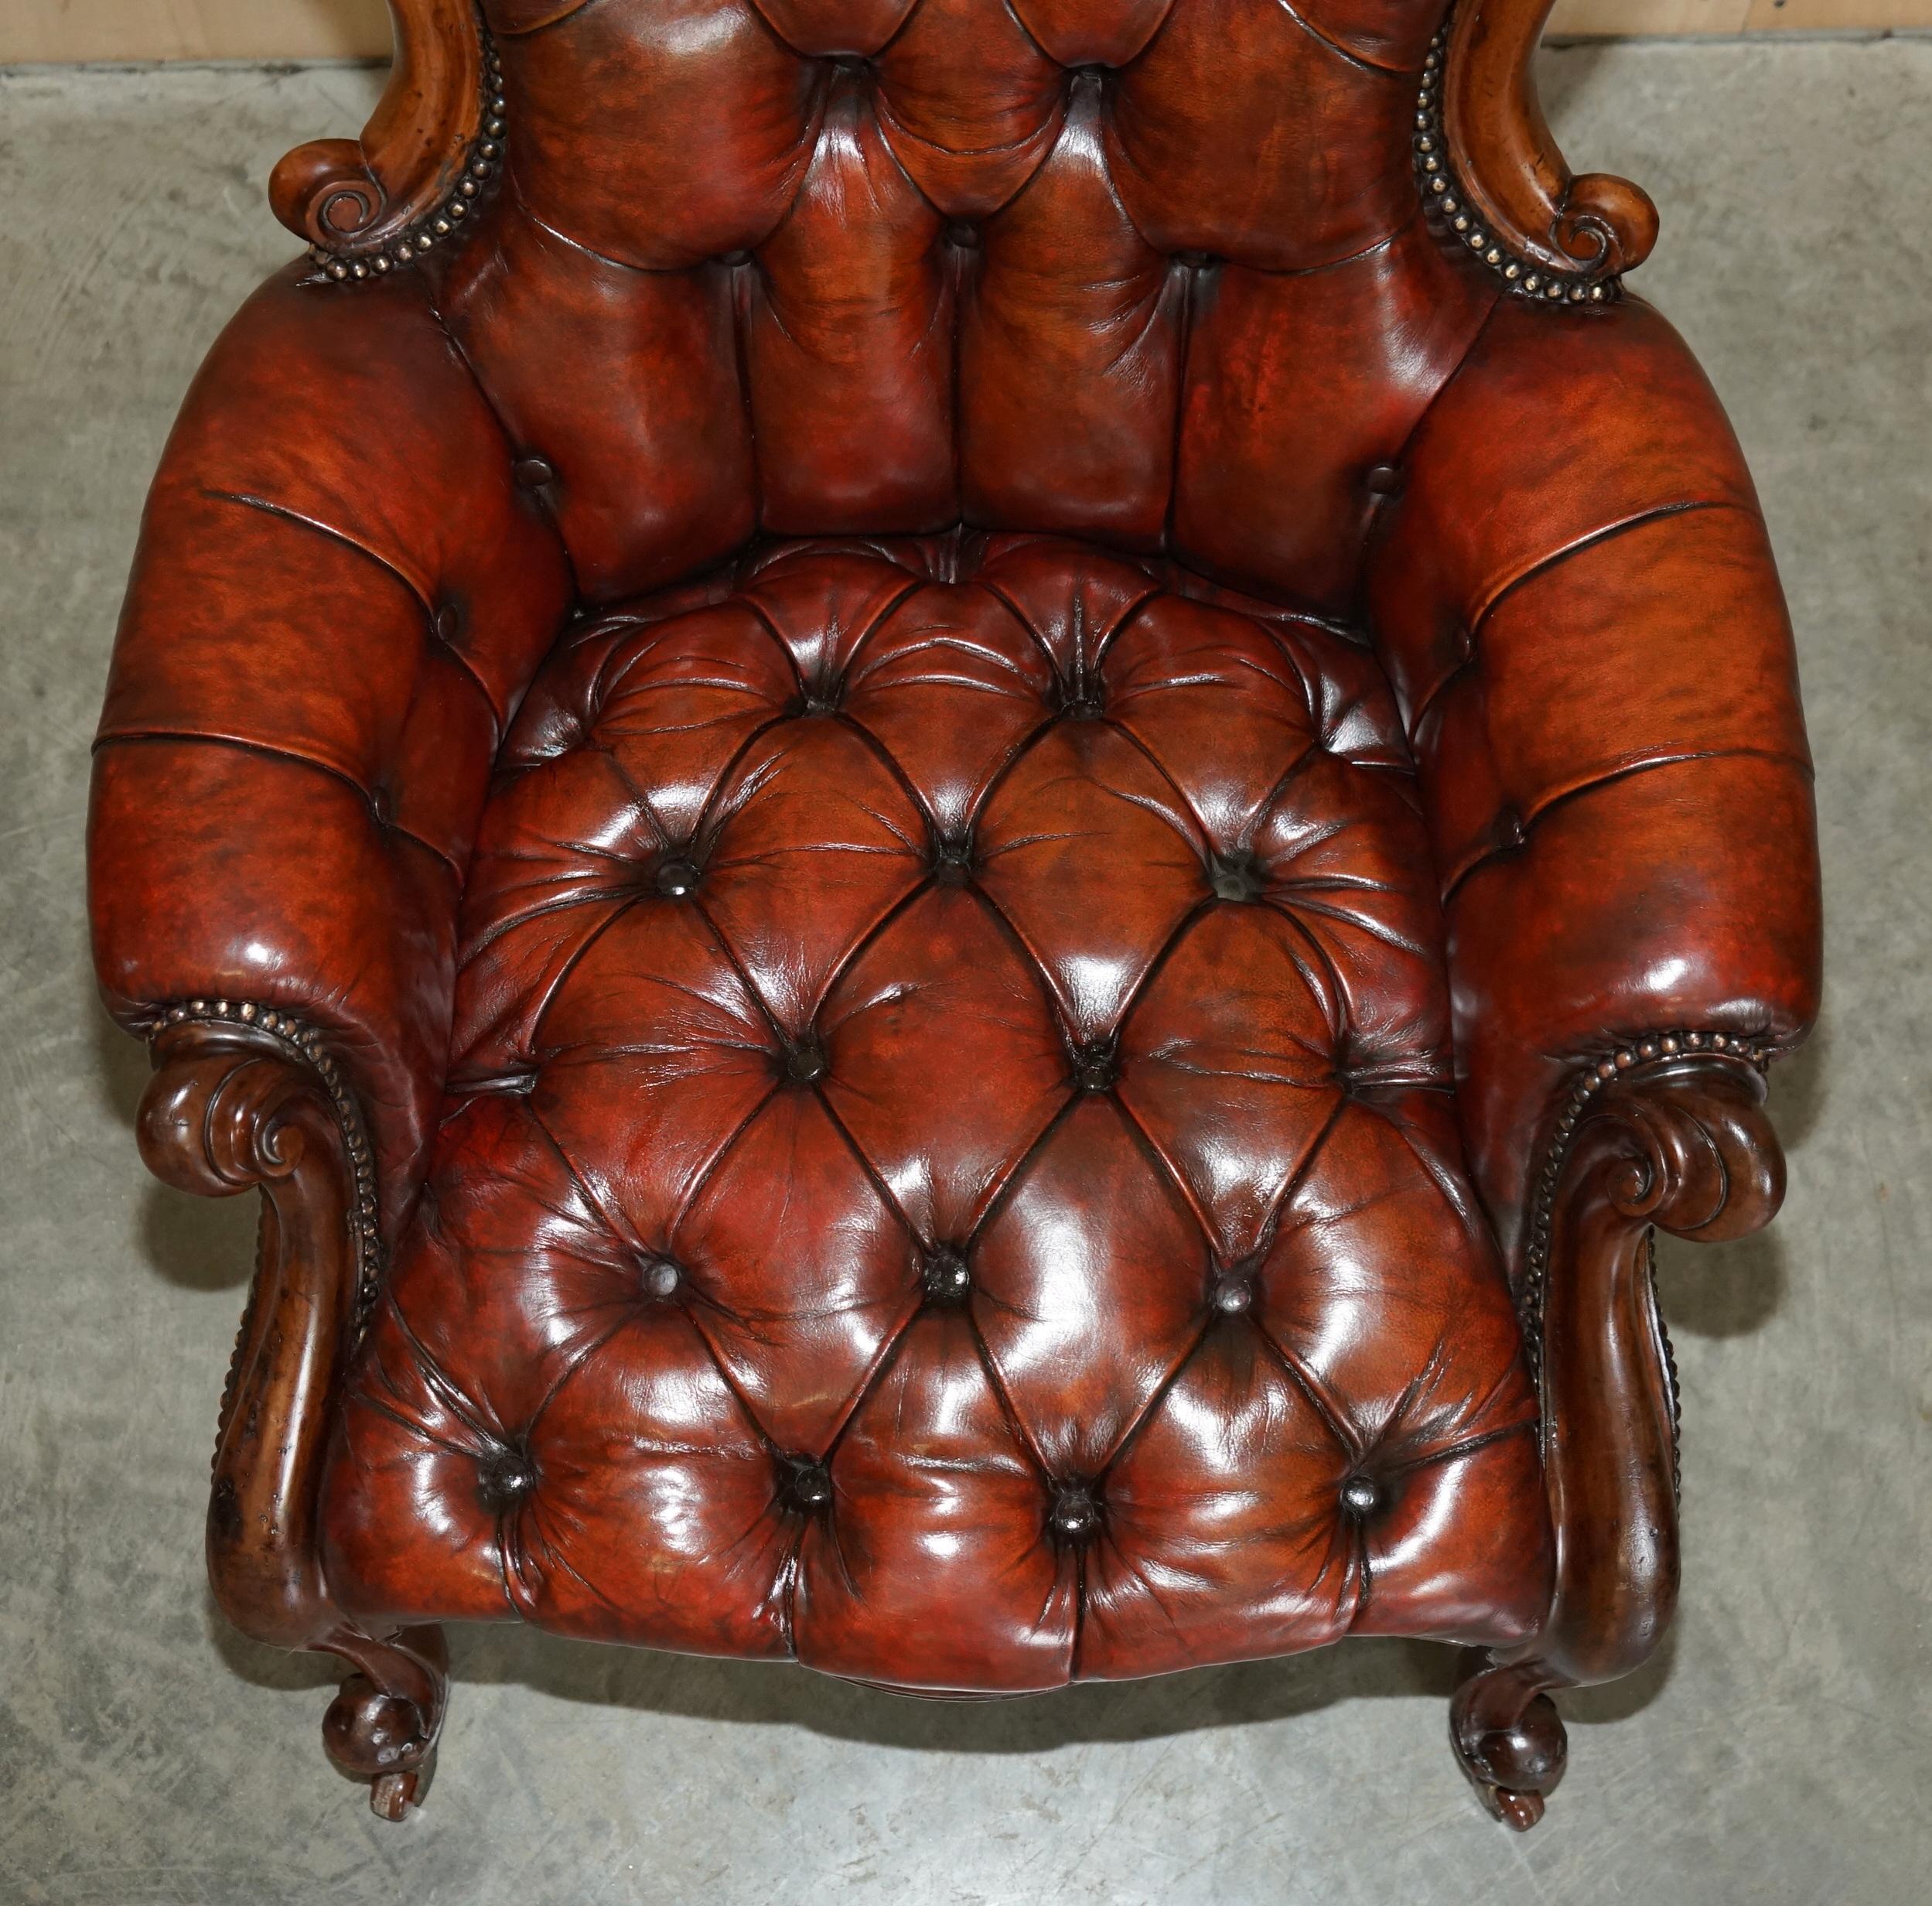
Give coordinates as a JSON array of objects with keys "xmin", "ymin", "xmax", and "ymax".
[{"xmin": 90, "ymin": 0, "xmax": 1821, "ymax": 1831}]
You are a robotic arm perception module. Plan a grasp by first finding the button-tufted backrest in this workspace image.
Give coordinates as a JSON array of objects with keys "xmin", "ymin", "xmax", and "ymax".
[{"xmin": 441, "ymin": 0, "xmax": 1492, "ymax": 610}]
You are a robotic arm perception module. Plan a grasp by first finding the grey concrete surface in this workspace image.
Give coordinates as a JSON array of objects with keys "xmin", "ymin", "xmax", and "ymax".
[{"xmin": 2, "ymin": 37, "xmax": 1928, "ymax": 1906}]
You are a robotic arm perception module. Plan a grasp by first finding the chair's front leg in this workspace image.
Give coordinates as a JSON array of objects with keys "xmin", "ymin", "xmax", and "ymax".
[
  {"xmin": 1452, "ymin": 1034, "xmax": 1786, "ymax": 1828},
  {"xmin": 138, "ymin": 1004, "xmax": 446, "ymax": 1820}
]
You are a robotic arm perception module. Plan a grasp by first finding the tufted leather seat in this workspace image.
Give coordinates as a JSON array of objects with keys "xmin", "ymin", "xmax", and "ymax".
[
  {"xmin": 90, "ymin": 0, "xmax": 1822, "ymax": 1828},
  {"xmin": 319, "ymin": 532, "xmax": 1548, "ymax": 1686}
]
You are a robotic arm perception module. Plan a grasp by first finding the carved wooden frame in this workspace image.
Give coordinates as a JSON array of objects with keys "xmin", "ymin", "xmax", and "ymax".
[
  {"xmin": 274, "ymin": 1, "xmax": 1659, "ymax": 305},
  {"xmin": 139, "ymin": 0, "xmax": 1788, "ymax": 1833},
  {"xmin": 134, "ymin": 1012, "xmax": 1790, "ymax": 1829},
  {"xmin": 139, "ymin": 1006, "xmax": 447, "ymax": 1820},
  {"xmin": 271, "ymin": 1, "xmax": 502, "ymax": 282},
  {"xmin": 1449, "ymin": 1038, "xmax": 1786, "ymax": 1829},
  {"xmin": 1422, "ymin": 0, "xmax": 1660, "ymax": 304}
]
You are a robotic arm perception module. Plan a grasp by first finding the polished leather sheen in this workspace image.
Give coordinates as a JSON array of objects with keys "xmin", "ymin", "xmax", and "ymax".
[
  {"xmin": 318, "ymin": 535, "xmax": 1550, "ymax": 1681},
  {"xmin": 88, "ymin": 0, "xmax": 1822, "ymax": 1700}
]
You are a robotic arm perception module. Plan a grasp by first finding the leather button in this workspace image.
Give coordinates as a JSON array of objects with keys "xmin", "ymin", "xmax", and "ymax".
[
  {"xmin": 432, "ymin": 603, "xmax": 463, "ymax": 644},
  {"xmin": 800, "ymin": 686, "xmax": 843, "ymax": 716},
  {"xmin": 946, "ymin": 221, "xmax": 981, "ymax": 250},
  {"xmin": 478, "ymin": 1446, "xmax": 538, "ymax": 1511},
  {"xmin": 922, "ymin": 1247, "xmax": 971, "ymax": 1306},
  {"xmin": 780, "ymin": 1457, "xmax": 833, "ymax": 1515},
  {"xmin": 513, "ymin": 455, "xmax": 555, "ymax": 489},
  {"xmin": 1210, "ymin": 1272, "xmax": 1254, "ymax": 1314},
  {"xmin": 654, "ymin": 856, "xmax": 701, "ymax": 898},
  {"xmin": 717, "ymin": 249, "xmax": 753, "ymax": 268},
  {"xmin": 1050, "ymin": 1484, "xmax": 1101, "ymax": 1545},
  {"xmin": 1071, "ymin": 1038, "xmax": 1118, "ymax": 1093},
  {"xmin": 1497, "ymin": 808, "xmax": 1528, "ymax": 852},
  {"xmin": 930, "ymin": 832, "xmax": 975, "ymax": 886},
  {"xmin": 1172, "ymin": 250, "xmax": 1217, "ymax": 269},
  {"xmin": 1340, "ymin": 1475, "xmax": 1382, "ymax": 1517},
  {"xmin": 367, "ymin": 785, "xmax": 394, "ymax": 828},
  {"xmin": 1364, "ymin": 463, "xmax": 1403, "ymax": 497},
  {"xmin": 1208, "ymin": 851, "xmax": 1264, "ymax": 903},
  {"xmin": 783, "ymin": 1036, "xmax": 827, "ymax": 1086},
  {"xmin": 1060, "ymin": 687, "xmax": 1105, "ymax": 721},
  {"xmin": 640, "ymin": 1256, "xmax": 681, "ymax": 1300}
]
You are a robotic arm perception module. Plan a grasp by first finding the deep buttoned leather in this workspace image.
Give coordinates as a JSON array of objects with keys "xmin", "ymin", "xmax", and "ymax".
[
  {"xmin": 88, "ymin": 0, "xmax": 1822, "ymax": 1695},
  {"xmin": 318, "ymin": 535, "xmax": 1550, "ymax": 1683},
  {"xmin": 442, "ymin": 0, "xmax": 1490, "ymax": 605}
]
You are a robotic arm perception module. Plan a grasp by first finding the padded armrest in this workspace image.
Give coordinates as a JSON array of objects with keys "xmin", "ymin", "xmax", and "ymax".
[
  {"xmin": 1367, "ymin": 295, "xmax": 1823, "ymax": 1262},
  {"xmin": 88, "ymin": 264, "xmax": 571, "ymax": 1233}
]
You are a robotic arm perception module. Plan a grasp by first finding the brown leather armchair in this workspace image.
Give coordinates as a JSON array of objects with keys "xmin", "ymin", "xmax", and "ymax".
[{"xmin": 89, "ymin": 0, "xmax": 1822, "ymax": 1831}]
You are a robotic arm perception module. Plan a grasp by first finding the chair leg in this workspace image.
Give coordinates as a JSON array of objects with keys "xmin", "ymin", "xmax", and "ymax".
[
  {"xmin": 319, "ymin": 1624, "xmax": 449, "ymax": 1821},
  {"xmin": 1449, "ymin": 1655, "xmax": 1567, "ymax": 1831}
]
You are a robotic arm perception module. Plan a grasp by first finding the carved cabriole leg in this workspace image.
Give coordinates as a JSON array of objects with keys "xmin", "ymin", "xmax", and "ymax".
[
  {"xmin": 1450, "ymin": 1656, "xmax": 1567, "ymax": 1830},
  {"xmin": 1452, "ymin": 1033, "xmax": 1786, "ymax": 1829},
  {"xmin": 138, "ymin": 1007, "xmax": 447, "ymax": 1820}
]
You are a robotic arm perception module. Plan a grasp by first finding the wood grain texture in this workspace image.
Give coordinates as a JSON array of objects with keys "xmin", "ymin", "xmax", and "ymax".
[
  {"xmin": 1521, "ymin": 1053, "xmax": 1784, "ymax": 1688},
  {"xmin": 1441, "ymin": 0, "xmax": 1661, "ymax": 285},
  {"xmin": 266, "ymin": 0, "xmax": 485, "ymax": 255},
  {"xmin": 1451, "ymin": 1049, "xmax": 1786, "ymax": 1832},
  {"xmin": 138, "ymin": 1013, "xmax": 449, "ymax": 1819}
]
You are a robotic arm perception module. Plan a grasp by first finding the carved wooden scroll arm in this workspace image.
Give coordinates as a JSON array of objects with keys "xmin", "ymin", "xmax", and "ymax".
[
  {"xmin": 1528, "ymin": 1052, "xmax": 1781, "ymax": 1684},
  {"xmin": 1454, "ymin": 1034, "xmax": 1785, "ymax": 1829},
  {"xmin": 1420, "ymin": 1, "xmax": 1660, "ymax": 304},
  {"xmin": 138, "ymin": 1009, "xmax": 446, "ymax": 1820},
  {"xmin": 269, "ymin": 2, "xmax": 502, "ymax": 280}
]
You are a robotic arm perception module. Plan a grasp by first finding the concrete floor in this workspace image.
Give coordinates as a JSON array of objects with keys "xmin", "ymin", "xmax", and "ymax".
[{"xmin": 2, "ymin": 36, "xmax": 1928, "ymax": 1906}]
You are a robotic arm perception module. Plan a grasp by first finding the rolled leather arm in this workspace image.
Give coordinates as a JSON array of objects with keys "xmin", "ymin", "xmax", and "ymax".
[
  {"xmin": 89, "ymin": 263, "xmax": 571, "ymax": 1233},
  {"xmin": 1367, "ymin": 295, "xmax": 1823, "ymax": 1264}
]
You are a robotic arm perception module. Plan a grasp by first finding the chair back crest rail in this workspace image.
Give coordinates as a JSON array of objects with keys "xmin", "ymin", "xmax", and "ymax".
[{"xmin": 274, "ymin": 0, "xmax": 1656, "ymax": 301}]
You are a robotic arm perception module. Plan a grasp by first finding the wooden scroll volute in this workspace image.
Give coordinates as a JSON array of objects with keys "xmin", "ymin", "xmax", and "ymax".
[
  {"xmin": 139, "ymin": 1021, "xmax": 358, "ymax": 1651},
  {"xmin": 1524, "ymin": 1053, "xmax": 1782, "ymax": 1688},
  {"xmin": 268, "ymin": 0, "xmax": 486, "ymax": 258},
  {"xmin": 139, "ymin": 1013, "xmax": 448, "ymax": 1819},
  {"xmin": 1444, "ymin": 0, "xmax": 1661, "ymax": 286},
  {"xmin": 1455, "ymin": 1046, "xmax": 1785, "ymax": 1830}
]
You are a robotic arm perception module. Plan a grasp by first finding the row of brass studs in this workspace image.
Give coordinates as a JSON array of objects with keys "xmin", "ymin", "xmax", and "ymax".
[
  {"xmin": 308, "ymin": 34, "xmax": 507, "ymax": 283},
  {"xmin": 1414, "ymin": 29, "xmax": 1616, "ymax": 306},
  {"xmin": 1518, "ymin": 1028, "xmax": 1774, "ymax": 1379},
  {"xmin": 155, "ymin": 998, "xmax": 384, "ymax": 1328}
]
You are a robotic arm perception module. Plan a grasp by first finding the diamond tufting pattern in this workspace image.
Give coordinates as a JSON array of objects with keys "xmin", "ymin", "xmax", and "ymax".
[
  {"xmin": 440, "ymin": 0, "xmax": 1495, "ymax": 606},
  {"xmin": 88, "ymin": 0, "xmax": 1823, "ymax": 1728},
  {"xmin": 319, "ymin": 533, "xmax": 1549, "ymax": 1688}
]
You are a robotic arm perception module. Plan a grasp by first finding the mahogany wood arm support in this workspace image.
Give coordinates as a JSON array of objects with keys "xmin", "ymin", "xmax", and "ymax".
[
  {"xmin": 1527, "ymin": 1046, "xmax": 1782, "ymax": 1681},
  {"xmin": 138, "ymin": 1010, "xmax": 449, "ymax": 1821},
  {"xmin": 270, "ymin": 0, "xmax": 497, "ymax": 272},
  {"xmin": 1451, "ymin": 1042, "xmax": 1784, "ymax": 1829}
]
